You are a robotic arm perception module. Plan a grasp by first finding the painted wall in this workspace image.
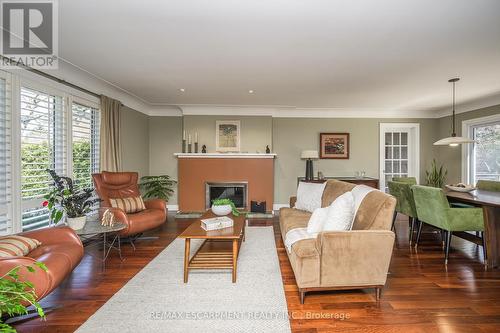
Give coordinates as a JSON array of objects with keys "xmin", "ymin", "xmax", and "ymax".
[
  {"xmin": 122, "ymin": 104, "xmax": 500, "ymax": 207},
  {"xmin": 435, "ymin": 104, "xmax": 500, "ymax": 183},
  {"xmin": 272, "ymin": 118, "xmax": 439, "ymax": 203},
  {"xmin": 121, "ymin": 106, "xmax": 150, "ymax": 177},
  {"xmin": 148, "ymin": 116, "xmax": 183, "ymax": 204},
  {"xmin": 183, "ymin": 115, "xmax": 273, "ymax": 153}
]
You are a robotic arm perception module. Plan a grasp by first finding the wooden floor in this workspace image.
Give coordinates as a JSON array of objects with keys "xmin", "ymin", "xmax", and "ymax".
[{"xmin": 13, "ymin": 213, "xmax": 500, "ymax": 333}]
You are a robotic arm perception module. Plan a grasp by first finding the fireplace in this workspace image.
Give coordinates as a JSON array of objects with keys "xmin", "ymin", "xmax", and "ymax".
[{"xmin": 206, "ymin": 182, "xmax": 248, "ymax": 210}]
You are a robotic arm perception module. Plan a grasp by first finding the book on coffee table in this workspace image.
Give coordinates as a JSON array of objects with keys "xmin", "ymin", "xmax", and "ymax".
[{"xmin": 200, "ymin": 216, "xmax": 234, "ymax": 231}]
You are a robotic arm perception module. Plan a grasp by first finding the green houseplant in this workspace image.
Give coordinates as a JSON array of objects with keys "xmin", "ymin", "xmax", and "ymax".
[
  {"xmin": 211, "ymin": 198, "xmax": 240, "ymax": 216},
  {"xmin": 0, "ymin": 263, "xmax": 47, "ymax": 332},
  {"xmin": 43, "ymin": 169, "xmax": 100, "ymax": 230},
  {"xmin": 425, "ymin": 159, "xmax": 447, "ymax": 188},
  {"xmin": 139, "ymin": 175, "xmax": 177, "ymax": 201}
]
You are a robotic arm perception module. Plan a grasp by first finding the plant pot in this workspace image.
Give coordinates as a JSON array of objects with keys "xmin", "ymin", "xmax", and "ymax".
[
  {"xmin": 211, "ymin": 204, "xmax": 232, "ymax": 216},
  {"xmin": 67, "ymin": 216, "xmax": 87, "ymax": 230}
]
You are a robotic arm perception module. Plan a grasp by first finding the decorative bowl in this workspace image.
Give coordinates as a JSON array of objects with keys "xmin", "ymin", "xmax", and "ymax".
[
  {"xmin": 211, "ymin": 204, "xmax": 232, "ymax": 216},
  {"xmin": 445, "ymin": 184, "xmax": 476, "ymax": 193}
]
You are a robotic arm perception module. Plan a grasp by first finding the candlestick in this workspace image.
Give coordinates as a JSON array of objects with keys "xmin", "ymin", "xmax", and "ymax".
[
  {"xmin": 182, "ymin": 139, "xmax": 186, "ymax": 153},
  {"xmin": 194, "ymin": 142, "xmax": 198, "ymax": 153},
  {"xmin": 188, "ymin": 143, "xmax": 192, "ymax": 153}
]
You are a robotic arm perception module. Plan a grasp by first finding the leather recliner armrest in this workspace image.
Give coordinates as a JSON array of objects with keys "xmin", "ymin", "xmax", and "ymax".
[{"xmin": 0, "ymin": 257, "xmax": 51, "ymax": 300}]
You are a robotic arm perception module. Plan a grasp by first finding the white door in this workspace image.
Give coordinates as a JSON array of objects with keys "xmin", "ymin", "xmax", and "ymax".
[{"xmin": 379, "ymin": 123, "xmax": 420, "ymax": 192}]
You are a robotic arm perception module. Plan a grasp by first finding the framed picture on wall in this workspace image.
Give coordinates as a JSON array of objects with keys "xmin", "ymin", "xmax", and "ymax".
[
  {"xmin": 320, "ymin": 133, "xmax": 350, "ymax": 159},
  {"xmin": 216, "ymin": 120, "xmax": 241, "ymax": 152}
]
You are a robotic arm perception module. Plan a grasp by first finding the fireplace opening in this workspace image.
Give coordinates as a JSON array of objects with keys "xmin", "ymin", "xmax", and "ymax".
[{"xmin": 206, "ymin": 182, "xmax": 248, "ymax": 210}]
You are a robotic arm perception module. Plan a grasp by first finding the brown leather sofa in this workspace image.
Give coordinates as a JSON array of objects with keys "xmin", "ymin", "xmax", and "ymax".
[
  {"xmin": 0, "ymin": 226, "xmax": 83, "ymax": 301},
  {"xmin": 280, "ymin": 180, "xmax": 396, "ymax": 303},
  {"xmin": 92, "ymin": 171, "xmax": 167, "ymax": 239}
]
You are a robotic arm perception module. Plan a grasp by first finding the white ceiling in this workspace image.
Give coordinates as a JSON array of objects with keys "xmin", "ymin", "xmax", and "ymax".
[{"xmin": 59, "ymin": 0, "xmax": 500, "ymax": 115}]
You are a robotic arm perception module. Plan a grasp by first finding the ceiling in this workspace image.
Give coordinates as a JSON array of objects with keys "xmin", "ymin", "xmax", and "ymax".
[{"xmin": 59, "ymin": 0, "xmax": 500, "ymax": 115}]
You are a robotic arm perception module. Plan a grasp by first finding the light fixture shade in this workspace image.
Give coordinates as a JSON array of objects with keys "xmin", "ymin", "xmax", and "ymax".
[
  {"xmin": 433, "ymin": 136, "xmax": 475, "ymax": 146},
  {"xmin": 301, "ymin": 150, "xmax": 319, "ymax": 159}
]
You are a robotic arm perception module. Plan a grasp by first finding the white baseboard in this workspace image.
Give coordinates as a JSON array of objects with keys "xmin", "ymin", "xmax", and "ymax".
[{"xmin": 167, "ymin": 204, "xmax": 179, "ymax": 212}]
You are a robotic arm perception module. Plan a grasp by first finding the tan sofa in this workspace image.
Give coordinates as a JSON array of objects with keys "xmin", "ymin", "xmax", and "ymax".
[{"xmin": 280, "ymin": 180, "xmax": 396, "ymax": 303}]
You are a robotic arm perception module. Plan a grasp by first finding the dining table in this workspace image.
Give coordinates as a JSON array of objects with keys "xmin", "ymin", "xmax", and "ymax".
[{"xmin": 445, "ymin": 189, "xmax": 500, "ymax": 268}]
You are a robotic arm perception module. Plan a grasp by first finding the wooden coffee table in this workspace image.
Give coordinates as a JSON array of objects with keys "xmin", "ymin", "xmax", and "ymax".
[{"xmin": 178, "ymin": 211, "xmax": 246, "ymax": 283}]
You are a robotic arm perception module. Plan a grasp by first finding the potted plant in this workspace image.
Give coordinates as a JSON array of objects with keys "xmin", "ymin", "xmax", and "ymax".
[
  {"xmin": 211, "ymin": 198, "xmax": 240, "ymax": 216},
  {"xmin": 139, "ymin": 175, "xmax": 177, "ymax": 202},
  {"xmin": 43, "ymin": 169, "xmax": 100, "ymax": 230},
  {"xmin": 0, "ymin": 263, "xmax": 47, "ymax": 332},
  {"xmin": 426, "ymin": 159, "xmax": 447, "ymax": 188}
]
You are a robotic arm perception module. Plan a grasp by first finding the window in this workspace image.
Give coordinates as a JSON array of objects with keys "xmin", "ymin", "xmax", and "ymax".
[
  {"xmin": 72, "ymin": 102, "xmax": 100, "ymax": 189},
  {"xmin": 20, "ymin": 86, "xmax": 65, "ymax": 231},
  {"xmin": 463, "ymin": 115, "xmax": 500, "ymax": 185},
  {"xmin": 0, "ymin": 73, "xmax": 12, "ymax": 235}
]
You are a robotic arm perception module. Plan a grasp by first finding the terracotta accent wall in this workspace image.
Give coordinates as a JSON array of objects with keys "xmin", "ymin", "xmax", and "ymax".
[{"xmin": 178, "ymin": 158, "xmax": 274, "ymax": 212}]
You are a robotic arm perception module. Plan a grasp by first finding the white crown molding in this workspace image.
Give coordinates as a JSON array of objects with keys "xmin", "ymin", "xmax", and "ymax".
[
  {"xmin": 433, "ymin": 92, "xmax": 500, "ymax": 118},
  {"xmin": 25, "ymin": 59, "xmax": 500, "ymax": 119}
]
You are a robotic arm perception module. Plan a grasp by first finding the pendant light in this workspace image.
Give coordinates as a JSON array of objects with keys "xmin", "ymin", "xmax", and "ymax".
[{"xmin": 434, "ymin": 78, "xmax": 475, "ymax": 146}]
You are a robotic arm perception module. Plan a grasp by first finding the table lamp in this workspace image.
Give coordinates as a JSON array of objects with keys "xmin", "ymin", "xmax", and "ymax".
[{"xmin": 301, "ymin": 150, "xmax": 319, "ymax": 181}]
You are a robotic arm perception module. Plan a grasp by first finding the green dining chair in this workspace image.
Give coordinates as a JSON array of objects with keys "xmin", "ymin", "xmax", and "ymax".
[
  {"xmin": 392, "ymin": 177, "xmax": 417, "ymax": 185},
  {"xmin": 477, "ymin": 180, "xmax": 500, "ymax": 192},
  {"xmin": 388, "ymin": 181, "xmax": 419, "ymax": 245},
  {"xmin": 411, "ymin": 185, "xmax": 485, "ymax": 264}
]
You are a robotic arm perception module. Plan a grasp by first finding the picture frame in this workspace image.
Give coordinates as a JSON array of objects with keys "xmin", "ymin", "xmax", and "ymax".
[
  {"xmin": 216, "ymin": 120, "xmax": 241, "ymax": 152},
  {"xmin": 320, "ymin": 133, "xmax": 350, "ymax": 159}
]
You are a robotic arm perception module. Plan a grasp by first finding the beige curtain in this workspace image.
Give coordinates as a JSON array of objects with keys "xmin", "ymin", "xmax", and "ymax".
[{"xmin": 100, "ymin": 95, "xmax": 122, "ymax": 172}]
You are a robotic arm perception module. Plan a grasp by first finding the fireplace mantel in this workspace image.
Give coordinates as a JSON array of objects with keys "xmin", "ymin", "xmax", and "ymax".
[
  {"xmin": 174, "ymin": 153, "xmax": 277, "ymax": 159},
  {"xmin": 176, "ymin": 154, "xmax": 275, "ymax": 212}
]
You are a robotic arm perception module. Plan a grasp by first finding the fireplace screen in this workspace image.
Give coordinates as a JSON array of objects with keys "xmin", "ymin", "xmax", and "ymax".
[{"xmin": 206, "ymin": 182, "xmax": 248, "ymax": 209}]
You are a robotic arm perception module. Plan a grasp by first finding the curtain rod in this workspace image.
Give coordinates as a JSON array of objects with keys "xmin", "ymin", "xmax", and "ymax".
[{"xmin": 1, "ymin": 54, "xmax": 101, "ymax": 99}]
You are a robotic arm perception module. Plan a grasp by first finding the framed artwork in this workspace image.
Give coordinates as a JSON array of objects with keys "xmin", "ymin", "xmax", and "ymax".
[
  {"xmin": 216, "ymin": 120, "xmax": 241, "ymax": 152},
  {"xmin": 320, "ymin": 133, "xmax": 350, "ymax": 159}
]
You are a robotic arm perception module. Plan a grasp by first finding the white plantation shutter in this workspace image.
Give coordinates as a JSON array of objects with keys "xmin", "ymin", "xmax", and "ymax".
[
  {"xmin": 20, "ymin": 86, "xmax": 66, "ymax": 231},
  {"xmin": 0, "ymin": 73, "xmax": 12, "ymax": 235},
  {"xmin": 72, "ymin": 102, "xmax": 100, "ymax": 188}
]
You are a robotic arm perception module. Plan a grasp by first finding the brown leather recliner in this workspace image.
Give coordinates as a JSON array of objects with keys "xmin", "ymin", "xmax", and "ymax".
[
  {"xmin": 92, "ymin": 172, "xmax": 167, "ymax": 237},
  {"xmin": 0, "ymin": 226, "xmax": 84, "ymax": 301}
]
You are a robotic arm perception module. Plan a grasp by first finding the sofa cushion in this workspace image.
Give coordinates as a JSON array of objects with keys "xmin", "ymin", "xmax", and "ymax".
[
  {"xmin": 321, "ymin": 180, "xmax": 355, "ymax": 207},
  {"xmin": 0, "ymin": 235, "xmax": 41, "ymax": 257},
  {"xmin": 295, "ymin": 181, "xmax": 327, "ymax": 212},
  {"xmin": 306, "ymin": 206, "xmax": 329, "ymax": 234},
  {"xmin": 323, "ymin": 192, "xmax": 355, "ymax": 231}
]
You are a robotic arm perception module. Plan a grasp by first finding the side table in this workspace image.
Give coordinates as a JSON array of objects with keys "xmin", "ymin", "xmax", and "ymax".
[{"xmin": 75, "ymin": 219, "xmax": 127, "ymax": 263}]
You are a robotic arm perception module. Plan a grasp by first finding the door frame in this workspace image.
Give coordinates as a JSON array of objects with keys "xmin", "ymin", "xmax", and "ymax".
[{"xmin": 379, "ymin": 123, "xmax": 420, "ymax": 191}]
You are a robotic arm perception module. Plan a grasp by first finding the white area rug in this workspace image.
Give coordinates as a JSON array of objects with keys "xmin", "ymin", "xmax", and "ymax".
[{"xmin": 76, "ymin": 226, "xmax": 291, "ymax": 333}]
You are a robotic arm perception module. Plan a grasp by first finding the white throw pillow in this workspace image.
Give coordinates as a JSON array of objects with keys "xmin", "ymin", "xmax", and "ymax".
[
  {"xmin": 307, "ymin": 206, "xmax": 329, "ymax": 234},
  {"xmin": 294, "ymin": 181, "xmax": 327, "ymax": 213},
  {"xmin": 322, "ymin": 192, "xmax": 355, "ymax": 231}
]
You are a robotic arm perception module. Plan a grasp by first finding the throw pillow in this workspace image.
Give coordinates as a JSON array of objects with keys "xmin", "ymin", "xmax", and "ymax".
[
  {"xmin": 0, "ymin": 235, "xmax": 41, "ymax": 257},
  {"xmin": 110, "ymin": 196, "xmax": 146, "ymax": 213},
  {"xmin": 294, "ymin": 181, "xmax": 327, "ymax": 213},
  {"xmin": 307, "ymin": 206, "xmax": 329, "ymax": 234},
  {"xmin": 322, "ymin": 191, "xmax": 355, "ymax": 231}
]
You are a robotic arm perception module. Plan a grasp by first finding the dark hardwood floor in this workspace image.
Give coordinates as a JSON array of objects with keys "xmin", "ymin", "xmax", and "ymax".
[{"xmin": 12, "ymin": 213, "xmax": 500, "ymax": 332}]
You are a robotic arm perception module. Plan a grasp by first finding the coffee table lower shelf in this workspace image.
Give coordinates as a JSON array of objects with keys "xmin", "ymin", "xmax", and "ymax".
[{"xmin": 184, "ymin": 238, "xmax": 242, "ymax": 283}]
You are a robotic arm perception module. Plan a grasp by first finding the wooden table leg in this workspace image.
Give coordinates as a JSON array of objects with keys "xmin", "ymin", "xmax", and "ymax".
[
  {"xmin": 232, "ymin": 239, "xmax": 238, "ymax": 283},
  {"xmin": 184, "ymin": 238, "xmax": 191, "ymax": 283},
  {"xmin": 483, "ymin": 206, "xmax": 500, "ymax": 268}
]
